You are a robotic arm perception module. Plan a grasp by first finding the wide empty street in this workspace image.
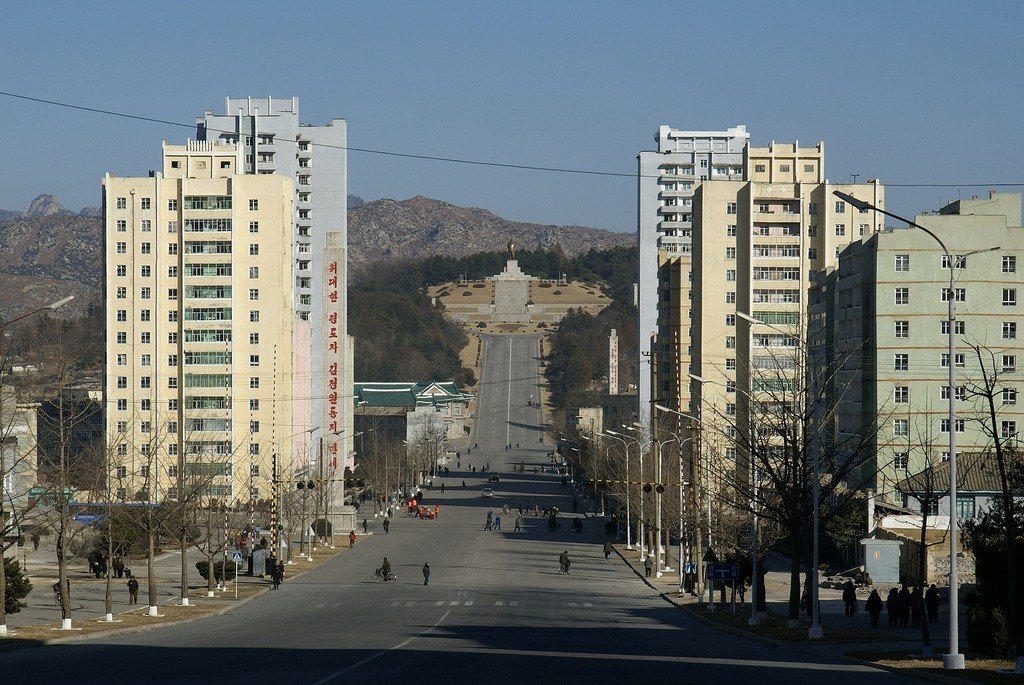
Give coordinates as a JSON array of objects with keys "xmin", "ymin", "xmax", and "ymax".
[{"xmin": 0, "ymin": 334, "xmax": 915, "ymax": 683}]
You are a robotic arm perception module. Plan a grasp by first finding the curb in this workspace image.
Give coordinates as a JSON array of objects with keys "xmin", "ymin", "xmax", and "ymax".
[{"xmin": 841, "ymin": 654, "xmax": 980, "ymax": 685}]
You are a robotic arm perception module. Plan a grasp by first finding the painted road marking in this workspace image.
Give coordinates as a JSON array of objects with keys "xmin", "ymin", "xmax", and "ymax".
[
  {"xmin": 391, "ymin": 601, "xmax": 401, "ymax": 607},
  {"xmin": 435, "ymin": 600, "xmax": 446, "ymax": 606},
  {"xmin": 406, "ymin": 601, "xmax": 415, "ymax": 607},
  {"xmin": 495, "ymin": 601, "xmax": 503, "ymax": 606},
  {"xmin": 584, "ymin": 603, "xmax": 593, "ymax": 607},
  {"xmin": 464, "ymin": 601, "xmax": 474, "ymax": 606},
  {"xmin": 569, "ymin": 602, "xmax": 578, "ymax": 607},
  {"xmin": 449, "ymin": 601, "xmax": 459, "ymax": 606},
  {"xmin": 509, "ymin": 601, "xmax": 519, "ymax": 607}
]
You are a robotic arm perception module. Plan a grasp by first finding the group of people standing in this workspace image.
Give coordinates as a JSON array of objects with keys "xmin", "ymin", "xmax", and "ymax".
[{"xmin": 857, "ymin": 582, "xmax": 940, "ymax": 629}]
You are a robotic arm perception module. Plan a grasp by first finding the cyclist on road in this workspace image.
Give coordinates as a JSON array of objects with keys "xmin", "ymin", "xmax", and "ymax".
[
  {"xmin": 381, "ymin": 557, "xmax": 392, "ymax": 579},
  {"xmin": 559, "ymin": 550, "xmax": 571, "ymax": 574}
]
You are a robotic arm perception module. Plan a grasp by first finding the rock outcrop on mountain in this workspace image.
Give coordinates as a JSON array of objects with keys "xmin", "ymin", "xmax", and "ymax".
[
  {"xmin": 0, "ymin": 194, "xmax": 634, "ymax": 320},
  {"xmin": 348, "ymin": 196, "xmax": 632, "ymax": 271}
]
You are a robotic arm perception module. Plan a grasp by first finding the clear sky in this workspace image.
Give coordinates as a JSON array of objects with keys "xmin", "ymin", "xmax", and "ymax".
[{"xmin": 1, "ymin": 1, "xmax": 1022, "ymax": 232}]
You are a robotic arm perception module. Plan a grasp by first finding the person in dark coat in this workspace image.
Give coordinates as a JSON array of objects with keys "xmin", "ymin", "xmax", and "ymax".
[
  {"xmin": 383, "ymin": 517, "xmax": 390, "ymax": 534},
  {"xmin": 272, "ymin": 561, "xmax": 284, "ymax": 590},
  {"xmin": 644, "ymin": 555, "xmax": 653, "ymax": 578},
  {"xmin": 422, "ymin": 562, "xmax": 430, "ymax": 586},
  {"xmin": 910, "ymin": 587, "xmax": 923, "ymax": 628},
  {"xmin": 603, "ymin": 540, "xmax": 613, "ymax": 560},
  {"xmin": 897, "ymin": 586, "xmax": 911, "ymax": 627},
  {"xmin": 865, "ymin": 589, "xmax": 883, "ymax": 628},
  {"xmin": 842, "ymin": 580, "xmax": 857, "ymax": 617},
  {"xmin": 126, "ymin": 573, "xmax": 139, "ymax": 605},
  {"xmin": 886, "ymin": 588, "xmax": 899, "ymax": 627},
  {"xmin": 925, "ymin": 584, "xmax": 939, "ymax": 624}
]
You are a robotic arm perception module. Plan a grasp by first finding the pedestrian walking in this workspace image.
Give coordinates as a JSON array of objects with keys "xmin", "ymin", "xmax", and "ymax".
[
  {"xmin": 644, "ymin": 555, "xmax": 653, "ymax": 578},
  {"xmin": 925, "ymin": 584, "xmax": 939, "ymax": 624},
  {"xmin": 422, "ymin": 562, "xmax": 430, "ymax": 586},
  {"xmin": 383, "ymin": 517, "xmax": 390, "ymax": 534},
  {"xmin": 112, "ymin": 555, "xmax": 125, "ymax": 579},
  {"xmin": 127, "ymin": 573, "xmax": 139, "ymax": 605},
  {"xmin": 897, "ymin": 586, "xmax": 911, "ymax": 628},
  {"xmin": 842, "ymin": 580, "xmax": 857, "ymax": 617},
  {"xmin": 494, "ymin": 515, "xmax": 502, "ymax": 531},
  {"xmin": 362, "ymin": 518, "xmax": 368, "ymax": 534},
  {"xmin": 348, "ymin": 530, "xmax": 357, "ymax": 548},
  {"xmin": 30, "ymin": 533, "xmax": 40, "ymax": 550},
  {"xmin": 514, "ymin": 516, "xmax": 521, "ymax": 532},
  {"xmin": 440, "ymin": 482, "xmax": 445, "ymax": 493},
  {"xmin": 886, "ymin": 587, "xmax": 899, "ymax": 628},
  {"xmin": 603, "ymin": 540, "xmax": 612, "ymax": 560},
  {"xmin": 272, "ymin": 562, "xmax": 284, "ymax": 590},
  {"xmin": 866, "ymin": 589, "xmax": 883, "ymax": 628}
]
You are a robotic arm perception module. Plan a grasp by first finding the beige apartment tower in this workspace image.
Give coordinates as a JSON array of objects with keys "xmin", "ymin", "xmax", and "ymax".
[
  {"xmin": 103, "ymin": 141, "xmax": 302, "ymax": 504},
  {"xmin": 655, "ymin": 141, "xmax": 885, "ymax": 479}
]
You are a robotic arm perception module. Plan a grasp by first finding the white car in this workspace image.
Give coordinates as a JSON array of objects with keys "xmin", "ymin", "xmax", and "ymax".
[{"xmin": 481, "ymin": 488, "xmax": 494, "ymax": 498}]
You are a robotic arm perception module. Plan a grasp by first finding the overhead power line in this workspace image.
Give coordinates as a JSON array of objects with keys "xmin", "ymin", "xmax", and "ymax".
[{"xmin": 2, "ymin": 88, "xmax": 1024, "ymax": 187}]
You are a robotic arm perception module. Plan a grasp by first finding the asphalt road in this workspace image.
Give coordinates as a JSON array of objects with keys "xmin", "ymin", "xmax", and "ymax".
[{"xmin": 0, "ymin": 333, "xmax": 915, "ymax": 683}]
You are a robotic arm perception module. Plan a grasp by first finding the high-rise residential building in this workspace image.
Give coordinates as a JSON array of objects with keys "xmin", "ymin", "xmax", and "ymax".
[
  {"xmin": 827, "ymin": 192, "xmax": 1023, "ymax": 507},
  {"xmin": 103, "ymin": 141, "xmax": 297, "ymax": 503},
  {"xmin": 637, "ymin": 125, "xmax": 749, "ymax": 423},
  {"xmin": 677, "ymin": 142, "xmax": 884, "ymax": 479},
  {"xmin": 196, "ymin": 97, "xmax": 354, "ymax": 478}
]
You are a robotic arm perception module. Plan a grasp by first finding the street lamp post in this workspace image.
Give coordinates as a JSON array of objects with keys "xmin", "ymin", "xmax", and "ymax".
[
  {"xmin": 624, "ymin": 425, "xmax": 647, "ymax": 561},
  {"xmin": 603, "ymin": 431, "xmax": 633, "ymax": 549},
  {"xmin": 655, "ymin": 403, "xmax": 700, "ymax": 594},
  {"xmin": 0, "ymin": 295, "xmax": 74, "ymax": 332},
  {"xmin": 834, "ymin": 191, "xmax": 1000, "ymax": 668}
]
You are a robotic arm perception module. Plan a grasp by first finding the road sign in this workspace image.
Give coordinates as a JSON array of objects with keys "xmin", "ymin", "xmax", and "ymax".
[
  {"xmin": 231, "ymin": 551, "xmax": 243, "ymax": 563},
  {"xmin": 707, "ymin": 563, "xmax": 738, "ymax": 581}
]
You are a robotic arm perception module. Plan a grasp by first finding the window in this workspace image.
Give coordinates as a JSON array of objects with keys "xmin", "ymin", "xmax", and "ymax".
[
  {"xmin": 116, "ymin": 197, "xmax": 126, "ymax": 209},
  {"xmin": 116, "ymin": 219, "xmax": 126, "ymax": 232},
  {"xmin": 141, "ymin": 332, "xmax": 150, "ymax": 344},
  {"xmin": 893, "ymin": 452, "xmax": 909, "ymax": 470},
  {"xmin": 956, "ymin": 496, "xmax": 976, "ymax": 521},
  {"xmin": 941, "ymin": 386, "xmax": 966, "ymax": 401},
  {"xmin": 834, "ymin": 223, "xmax": 845, "ymax": 236},
  {"xmin": 894, "ymin": 386, "xmax": 909, "ymax": 403},
  {"xmin": 941, "ymin": 320, "xmax": 966, "ymax": 335},
  {"xmin": 249, "ymin": 310, "xmax": 260, "ymax": 323},
  {"xmin": 250, "ymin": 377, "xmax": 260, "ymax": 389},
  {"xmin": 941, "ymin": 419, "xmax": 965, "ymax": 433},
  {"xmin": 894, "ymin": 255, "xmax": 910, "ymax": 272},
  {"xmin": 116, "ymin": 398, "xmax": 127, "ymax": 411},
  {"xmin": 726, "ymin": 202, "xmax": 737, "ymax": 215},
  {"xmin": 725, "ymin": 336, "xmax": 736, "ymax": 349},
  {"xmin": 834, "ymin": 200, "xmax": 846, "ymax": 213},
  {"xmin": 726, "ymin": 381, "xmax": 736, "ymax": 393},
  {"xmin": 116, "ymin": 465, "xmax": 128, "ymax": 478},
  {"xmin": 893, "ymin": 419, "xmax": 909, "ymax": 437},
  {"xmin": 1003, "ymin": 388, "xmax": 1018, "ymax": 405},
  {"xmin": 168, "ymin": 311, "xmax": 178, "ymax": 323},
  {"xmin": 140, "ymin": 242, "xmax": 151, "ymax": 255},
  {"xmin": 858, "ymin": 223, "xmax": 869, "ymax": 236},
  {"xmin": 725, "ymin": 403, "xmax": 736, "ymax": 416},
  {"xmin": 168, "ymin": 266, "xmax": 178, "ymax": 278},
  {"xmin": 755, "ymin": 164, "xmax": 765, "ymax": 172},
  {"xmin": 895, "ymin": 288, "xmax": 909, "ymax": 305},
  {"xmin": 1004, "ymin": 289, "xmax": 1017, "ymax": 306},
  {"xmin": 249, "ymin": 266, "xmax": 259, "ymax": 279},
  {"xmin": 168, "ymin": 377, "xmax": 178, "ymax": 389},
  {"xmin": 116, "ymin": 286, "xmax": 127, "ymax": 299},
  {"xmin": 249, "ymin": 244, "xmax": 259, "ymax": 256},
  {"xmin": 168, "ymin": 354, "xmax": 178, "ymax": 367},
  {"xmin": 140, "ymin": 399, "xmax": 151, "ymax": 411},
  {"xmin": 116, "ymin": 265, "xmax": 126, "ymax": 277},
  {"xmin": 725, "ymin": 358, "xmax": 736, "ymax": 371},
  {"xmin": 895, "ymin": 321, "xmax": 909, "ymax": 338},
  {"xmin": 808, "ymin": 248, "xmax": 817, "ymax": 260},
  {"xmin": 117, "ymin": 332, "xmax": 127, "ymax": 344},
  {"xmin": 941, "ymin": 255, "xmax": 968, "ymax": 269},
  {"xmin": 725, "ymin": 315, "xmax": 736, "ymax": 327},
  {"xmin": 726, "ymin": 247, "xmax": 736, "ymax": 259},
  {"xmin": 140, "ymin": 309, "xmax": 151, "ymax": 322},
  {"xmin": 941, "ymin": 353, "xmax": 966, "ymax": 368},
  {"xmin": 116, "ymin": 353, "xmax": 127, "ymax": 366},
  {"xmin": 140, "ymin": 198, "xmax": 151, "ymax": 210},
  {"xmin": 140, "ymin": 376, "xmax": 151, "ymax": 389},
  {"xmin": 779, "ymin": 164, "xmax": 790, "ymax": 173},
  {"xmin": 168, "ymin": 221, "xmax": 178, "ymax": 234},
  {"xmin": 117, "ymin": 376, "xmax": 127, "ymax": 389},
  {"xmin": 167, "ymin": 198, "xmax": 178, "ymax": 211},
  {"xmin": 804, "ymin": 164, "xmax": 815, "ymax": 173},
  {"xmin": 248, "ymin": 288, "xmax": 259, "ymax": 301},
  {"xmin": 140, "ymin": 287, "xmax": 151, "ymax": 300},
  {"xmin": 700, "ymin": 159, "xmax": 708, "ymax": 168},
  {"xmin": 1004, "ymin": 355, "xmax": 1017, "ymax": 372},
  {"xmin": 116, "ymin": 242, "xmax": 127, "ymax": 254},
  {"xmin": 249, "ymin": 221, "xmax": 259, "ymax": 233},
  {"xmin": 1004, "ymin": 322, "xmax": 1018, "ymax": 339},
  {"xmin": 249, "ymin": 420, "xmax": 260, "ymax": 434},
  {"xmin": 140, "ymin": 353, "xmax": 151, "ymax": 366},
  {"xmin": 249, "ymin": 399, "xmax": 260, "ymax": 411},
  {"xmin": 1002, "ymin": 421, "xmax": 1018, "ymax": 439},
  {"xmin": 725, "ymin": 269, "xmax": 736, "ymax": 282},
  {"xmin": 249, "ymin": 354, "xmax": 260, "ymax": 367},
  {"xmin": 141, "ymin": 265, "xmax": 151, "ymax": 277},
  {"xmin": 941, "ymin": 288, "xmax": 966, "ymax": 302},
  {"xmin": 116, "ymin": 309, "xmax": 127, "ymax": 322},
  {"xmin": 894, "ymin": 353, "xmax": 909, "ymax": 371},
  {"xmin": 808, "ymin": 225, "xmax": 817, "ymax": 237},
  {"xmin": 726, "ymin": 292, "xmax": 736, "ymax": 304},
  {"xmin": 1003, "ymin": 256, "xmax": 1017, "ymax": 273},
  {"xmin": 249, "ymin": 199, "xmax": 259, "ymax": 210},
  {"xmin": 141, "ymin": 220, "xmax": 151, "ymax": 232},
  {"xmin": 727, "ymin": 224, "xmax": 737, "ymax": 236}
]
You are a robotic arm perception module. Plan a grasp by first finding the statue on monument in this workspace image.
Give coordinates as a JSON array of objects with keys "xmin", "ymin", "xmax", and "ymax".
[{"xmin": 507, "ymin": 238, "xmax": 517, "ymax": 261}]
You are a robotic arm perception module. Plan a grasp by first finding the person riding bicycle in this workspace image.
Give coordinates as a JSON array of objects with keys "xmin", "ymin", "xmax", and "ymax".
[
  {"xmin": 559, "ymin": 550, "xmax": 571, "ymax": 574},
  {"xmin": 380, "ymin": 557, "xmax": 392, "ymax": 579}
]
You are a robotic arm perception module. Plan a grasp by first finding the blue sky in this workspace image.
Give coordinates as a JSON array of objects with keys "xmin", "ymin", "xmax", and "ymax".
[{"xmin": 1, "ymin": 1, "xmax": 1021, "ymax": 232}]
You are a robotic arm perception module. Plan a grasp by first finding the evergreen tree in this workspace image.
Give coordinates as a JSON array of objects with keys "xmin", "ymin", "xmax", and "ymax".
[{"xmin": 4, "ymin": 556, "xmax": 32, "ymax": 614}]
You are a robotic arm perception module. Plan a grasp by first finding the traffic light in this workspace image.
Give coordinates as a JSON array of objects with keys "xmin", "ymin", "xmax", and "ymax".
[
  {"xmin": 296, "ymin": 481, "xmax": 316, "ymax": 490},
  {"xmin": 655, "ymin": 484, "xmax": 665, "ymax": 494},
  {"xmin": 642, "ymin": 483, "xmax": 653, "ymax": 494}
]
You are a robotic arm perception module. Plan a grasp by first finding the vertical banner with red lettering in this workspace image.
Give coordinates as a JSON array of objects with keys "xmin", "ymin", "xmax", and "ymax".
[{"xmin": 324, "ymin": 232, "xmax": 344, "ymax": 475}]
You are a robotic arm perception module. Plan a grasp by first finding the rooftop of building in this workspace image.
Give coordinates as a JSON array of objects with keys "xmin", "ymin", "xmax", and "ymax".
[
  {"xmin": 896, "ymin": 454, "xmax": 1006, "ymax": 495},
  {"xmin": 353, "ymin": 381, "xmax": 472, "ymax": 408}
]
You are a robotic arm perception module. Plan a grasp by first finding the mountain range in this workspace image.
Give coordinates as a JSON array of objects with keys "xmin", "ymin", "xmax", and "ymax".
[{"xmin": 0, "ymin": 194, "xmax": 633, "ymax": 320}]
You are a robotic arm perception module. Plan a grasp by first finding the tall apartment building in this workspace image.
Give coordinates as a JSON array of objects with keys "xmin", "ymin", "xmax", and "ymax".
[
  {"xmin": 828, "ymin": 192, "xmax": 1023, "ymax": 507},
  {"xmin": 682, "ymin": 142, "xmax": 884, "ymax": 474},
  {"xmin": 103, "ymin": 141, "xmax": 297, "ymax": 503},
  {"xmin": 196, "ymin": 97, "xmax": 353, "ymax": 476},
  {"xmin": 637, "ymin": 125, "xmax": 749, "ymax": 422}
]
